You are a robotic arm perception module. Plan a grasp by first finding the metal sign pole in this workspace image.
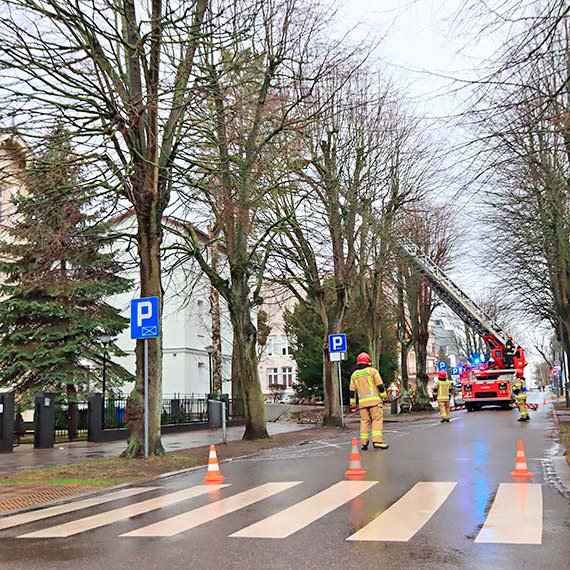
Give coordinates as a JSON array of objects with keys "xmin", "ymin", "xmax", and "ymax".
[
  {"xmin": 337, "ymin": 359, "xmax": 344, "ymax": 427},
  {"xmin": 221, "ymin": 400, "xmax": 227, "ymax": 445},
  {"xmin": 144, "ymin": 339, "xmax": 149, "ymax": 459}
]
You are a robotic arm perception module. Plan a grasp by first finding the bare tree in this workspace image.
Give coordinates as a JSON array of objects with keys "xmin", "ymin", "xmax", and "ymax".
[
  {"xmin": 0, "ymin": 0, "xmax": 209, "ymax": 456},
  {"xmin": 397, "ymin": 204, "xmax": 455, "ymax": 409},
  {"xmin": 454, "ymin": 2, "xmax": 570, "ymax": 406},
  {"xmin": 170, "ymin": 0, "xmax": 348, "ymax": 438}
]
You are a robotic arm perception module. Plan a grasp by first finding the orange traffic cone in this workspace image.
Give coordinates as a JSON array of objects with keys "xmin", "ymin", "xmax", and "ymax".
[
  {"xmin": 204, "ymin": 444, "xmax": 225, "ymax": 483},
  {"xmin": 510, "ymin": 440, "xmax": 533, "ymax": 478},
  {"xmin": 344, "ymin": 437, "xmax": 367, "ymax": 480},
  {"xmin": 543, "ymin": 396, "xmax": 547, "ymax": 406}
]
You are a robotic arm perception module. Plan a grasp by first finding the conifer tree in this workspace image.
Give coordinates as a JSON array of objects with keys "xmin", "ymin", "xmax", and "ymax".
[{"xmin": 0, "ymin": 127, "xmax": 132, "ymax": 419}]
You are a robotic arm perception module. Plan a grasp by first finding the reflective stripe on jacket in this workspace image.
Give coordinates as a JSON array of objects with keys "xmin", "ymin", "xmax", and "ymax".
[
  {"xmin": 349, "ymin": 367, "xmax": 385, "ymax": 408},
  {"xmin": 513, "ymin": 380, "xmax": 527, "ymax": 401},
  {"xmin": 434, "ymin": 380, "xmax": 451, "ymax": 401}
]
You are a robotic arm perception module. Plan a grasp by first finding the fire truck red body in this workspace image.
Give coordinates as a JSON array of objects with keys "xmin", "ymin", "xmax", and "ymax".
[{"xmin": 459, "ymin": 334, "xmax": 526, "ymax": 411}]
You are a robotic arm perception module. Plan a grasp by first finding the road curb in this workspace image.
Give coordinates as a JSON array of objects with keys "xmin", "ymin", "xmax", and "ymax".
[
  {"xmin": 552, "ymin": 456, "xmax": 570, "ymax": 492},
  {"xmin": 0, "ymin": 450, "xmax": 260, "ymax": 518}
]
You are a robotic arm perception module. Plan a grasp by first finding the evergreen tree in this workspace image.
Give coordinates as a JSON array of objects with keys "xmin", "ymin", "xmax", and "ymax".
[{"xmin": 0, "ymin": 127, "xmax": 132, "ymax": 404}]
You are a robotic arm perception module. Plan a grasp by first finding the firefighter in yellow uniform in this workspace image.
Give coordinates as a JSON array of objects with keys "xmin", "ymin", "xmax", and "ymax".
[
  {"xmin": 349, "ymin": 352, "xmax": 389, "ymax": 450},
  {"xmin": 513, "ymin": 368, "xmax": 529, "ymax": 422},
  {"xmin": 433, "ymin": 369, "xmax": 451, "ymax": 423}
]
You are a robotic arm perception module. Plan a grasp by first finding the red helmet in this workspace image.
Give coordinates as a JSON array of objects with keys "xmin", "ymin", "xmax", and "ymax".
[
  {"xmin": 515, "ymin": 368, "xmax": 524, "ymax": 379},
  {"xmin": 356, "ymin": 352, "xmax": 372, "ymax": 365},
  {"xmin": 438, "ymin": 369, "xmax": 447, "ymax": 379}
]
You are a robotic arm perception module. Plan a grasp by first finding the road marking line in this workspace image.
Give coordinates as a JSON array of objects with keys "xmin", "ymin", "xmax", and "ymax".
[
  {"xmin": 475, "ymin": 483, "xmax": 542, "ymax": 544},
  {"xmin": 231, "ymin": 481, "xmax": 377, "ymax": 539},
  {"xmin": 19, "ymin": 485, "xmax": 228, "ymax": 538},
  {"xmin": 347, "ymin": 482, "xmax": 457, "ymax": 542},
  {"xmin": 121, "ymin": 482, "xmax": 301, "ymax": 537},
  {"xmin": 0, "ymin": 488, "xmax": 157, "ymax": 532}
]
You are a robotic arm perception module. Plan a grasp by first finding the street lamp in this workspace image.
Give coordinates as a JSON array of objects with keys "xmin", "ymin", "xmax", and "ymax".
[
  {"xmin": 99, "ymin": 334, "xmax": 112, "ymax": 428},
  {"xmin": 205, "ymin": 345, "xmax": 214, "ymax": 396}
]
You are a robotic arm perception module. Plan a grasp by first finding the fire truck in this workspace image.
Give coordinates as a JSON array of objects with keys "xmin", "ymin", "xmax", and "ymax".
[{"xmin": 399, "ymin": 238, "xmax": 526, "ymax": 411}]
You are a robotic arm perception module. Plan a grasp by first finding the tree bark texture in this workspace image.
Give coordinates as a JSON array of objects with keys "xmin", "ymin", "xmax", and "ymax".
[
  {"xmin": 124, "ymin": 211, "xmax": 165, "ymax": 457},
  {"xmin": 209, "ymin": 227, "xmax": 223, "ymax": 397},
  {"xmin": 228, "ymin": 279, "xmax": 268, "ymax": 440}
]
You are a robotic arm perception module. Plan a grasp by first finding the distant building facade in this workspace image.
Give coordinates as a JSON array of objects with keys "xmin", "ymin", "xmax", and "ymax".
[{"xmin": 257, "ymin": 286, "xmax": 298, "ymax": 398}]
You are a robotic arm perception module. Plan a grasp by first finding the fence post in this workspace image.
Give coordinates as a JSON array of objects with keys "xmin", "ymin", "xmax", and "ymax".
[
  {"xmin": 0, "ymin": 391, "xmax": 15, "ymax": 453},
  {"xmin": 88, "ymin": 393, "xmax": 103, "ymax": 442},
  {"xmin": 171, "ymin": 398, "xmax": 180, "ymax": 424},
  {"xmin": 34, "ymin": 392, "xmax": 56, "ymax": 449}
]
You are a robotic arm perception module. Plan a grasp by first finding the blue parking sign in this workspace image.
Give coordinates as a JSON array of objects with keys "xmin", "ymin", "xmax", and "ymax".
[
  {"xmin": 451, "ymin": 366, "xmax": 459, "ymax": 376},
  {"xmin": 131, "ymin": 297, "xmax": 160, "ymax": 339},
  {"xmin": 437, "ymin": 361, "xmax": 447, "ymax": 371},
  {"xmin": 329, "ymin": 334, "xmax": 347, "ymax": 353}
]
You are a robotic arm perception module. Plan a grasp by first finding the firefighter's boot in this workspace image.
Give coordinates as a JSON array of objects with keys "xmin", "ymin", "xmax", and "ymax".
[
  {"xmin": 361, "ymin": 442, "xmax": 369, "ymax": 451},
  {"xmin": 373, "ymin": 442, "xmax": 389, "ymax": 450}
]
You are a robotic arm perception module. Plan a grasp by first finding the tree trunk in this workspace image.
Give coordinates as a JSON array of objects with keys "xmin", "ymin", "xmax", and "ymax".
[
  {"xmin": 322, "ymin": 345, "xmax": 342, "ymax": 426},
  {"xmin": 124, "ymin": 211, "xmax": 165, "ymax": 457},
  {"xmin": 231, "ymin": 335, "xmax": 244, "ymax": 415},
  {"xmin": 228, "ymin": 279, "xmax": 268, "ymax": 440},
  {"xmin": 209, "ymin": 226, "xmax": 223, "ymax": 397},
  {"xmin": 414, "ymin": 332, "xmax": 431, "ymax": 410}
]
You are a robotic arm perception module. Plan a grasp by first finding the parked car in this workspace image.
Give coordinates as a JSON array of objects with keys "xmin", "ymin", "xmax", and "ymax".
[{"xmin": 277, "ymin": 394, "xmax": 299, "ymax": 405}]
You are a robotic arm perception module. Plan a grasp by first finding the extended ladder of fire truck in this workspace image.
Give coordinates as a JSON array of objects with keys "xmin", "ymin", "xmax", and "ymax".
[{"xmin": 398, "ymin": 238, "xmax": 508, "ymax": 348}]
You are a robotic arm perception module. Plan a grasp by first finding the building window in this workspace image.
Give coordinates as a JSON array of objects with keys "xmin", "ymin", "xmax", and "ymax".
[
  {"xmin": 267, "ymin": 368, "xmax": 279, "ymax": 385},
  {"xmin": 281, "ymin": 335, "xmax": 289, "ymax": 356},
  {"xmin": 282, "ymin": 366, "xmax": 293, "ymax": 387},
  {"xmin": 266, "ymin": 335, "xmax": 277, "ymax": 356}
]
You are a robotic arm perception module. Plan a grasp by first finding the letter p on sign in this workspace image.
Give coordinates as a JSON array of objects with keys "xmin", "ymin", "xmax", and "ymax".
[
  {"xmin": 137, "ymin": 301, "xmax": 153, "ymax": 327},
  {"xmin": 328, "ymin": 333, "xmax": 347, "ymax": 353}
]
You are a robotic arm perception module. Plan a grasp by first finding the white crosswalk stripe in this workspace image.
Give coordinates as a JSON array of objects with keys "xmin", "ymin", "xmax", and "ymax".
[
  {"xmin": 1, "ymin": 480, "xmax": 546, "ymax": 543},
  {"xmin": 19, "ymin": 484, "xmax": 228, "ymax": 539},
  {"xmin": 231, "ymin": 481, "xmax": 377, "ymax": 539},
  {"xmin": 346, "ymin": 482, "xmax": 457, "ymax": 542},
  {"xmin": 475, "ymin": 483, "xmax": 543, "ymax": 544},
  {"xmin": 121, "ymin": 482, "xmax": 301, "ymax": 538},
  {"xmin": 0, "ymin": 487, "xmax": 157, "ymax": 532}
]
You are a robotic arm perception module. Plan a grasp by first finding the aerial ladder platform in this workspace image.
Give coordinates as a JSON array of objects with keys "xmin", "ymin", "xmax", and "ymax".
[{"xmin": 398, "ymin": 238, "xmax": 523, "ymax": 374}]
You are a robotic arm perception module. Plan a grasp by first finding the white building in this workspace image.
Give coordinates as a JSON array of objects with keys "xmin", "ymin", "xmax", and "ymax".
[
  {"xmin": 109, "ymin": 213, "xmax": 233, "ymax": 397},
  {"xmin": 0, "ymin": 133, "xmax": 29, "ymax": 228},
  {"xmin": 258, "ymin": 286, "xmax": 298, "ymax": 398}
]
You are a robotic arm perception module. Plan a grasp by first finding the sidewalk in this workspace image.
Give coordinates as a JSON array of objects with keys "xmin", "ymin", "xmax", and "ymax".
[{"xmin": 1, "ymin": 423, "xmax": 311, "ymax": 478}]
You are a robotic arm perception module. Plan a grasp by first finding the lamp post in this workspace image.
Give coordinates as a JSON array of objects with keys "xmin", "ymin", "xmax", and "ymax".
[
  {"xmin": 99, "ymin": 334, "xmax": 112, "ymax": 428},
  {"xmin": 205, "ymin": 345, "xmax": 214, "ymax": 397}
]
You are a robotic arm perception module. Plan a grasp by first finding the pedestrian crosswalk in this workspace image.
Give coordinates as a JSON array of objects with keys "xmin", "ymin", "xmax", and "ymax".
[
  {"xmin": 347, "ymin": 482, "xmax": 457, "ymax": 542},
  {"xmin": 0, "ymin": 480, "xmax": 544, "ymax": 544}
]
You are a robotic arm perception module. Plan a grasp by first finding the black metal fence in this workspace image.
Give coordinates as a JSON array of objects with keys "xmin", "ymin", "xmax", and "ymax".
[
  {"xmin": 54, "ymin": 402, "xmax": 89, "ymax": 441},
  {"xmin": 102, "ymin": 395, "xmax": 244, "ymax": 430}
]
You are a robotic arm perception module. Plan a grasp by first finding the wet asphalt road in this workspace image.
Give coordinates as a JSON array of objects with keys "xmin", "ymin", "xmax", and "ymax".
[{"xmin": 1, "ymin": 393, "xmax": 569, "ymax": 570}]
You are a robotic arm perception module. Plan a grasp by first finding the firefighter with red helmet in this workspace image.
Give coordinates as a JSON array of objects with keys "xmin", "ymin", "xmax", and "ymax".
[
  {"xmin": 433, "ymin": 369, "xmax": 452, "ymax": 423},
  {"xmin": 513, "ymin": 368, "xmax": 529, "ymax": 422},
  {"xmin": 349, "ymin": 352, "xmax": 389, "ymax": 450},
  {"xmin": 504, "ymin": 336, "xmax": 516, "ymax": 368}
]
